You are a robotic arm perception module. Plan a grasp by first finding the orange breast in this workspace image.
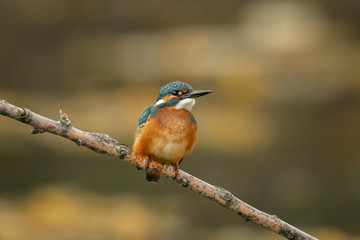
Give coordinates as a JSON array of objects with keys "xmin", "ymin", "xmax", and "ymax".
[{"xmin": 133, "ymin": 107, "xmax": 197, "ymax": 165}]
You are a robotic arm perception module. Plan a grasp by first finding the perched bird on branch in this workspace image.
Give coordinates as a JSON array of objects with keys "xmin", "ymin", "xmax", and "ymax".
[{"xmin": 133, "ymin": 81, "xmax": 212, "ymax": 182}]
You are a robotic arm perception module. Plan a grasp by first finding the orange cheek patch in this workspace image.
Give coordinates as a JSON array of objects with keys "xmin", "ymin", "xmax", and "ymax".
[{"xmin": 161, "ymin": 95, "xmax": 176, "ymax": 102}]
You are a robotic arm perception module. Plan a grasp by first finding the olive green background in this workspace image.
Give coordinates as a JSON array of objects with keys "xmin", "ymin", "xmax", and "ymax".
[{"xmin": 0, "ymin": 1, "xmax": 359, "ymax": 239}]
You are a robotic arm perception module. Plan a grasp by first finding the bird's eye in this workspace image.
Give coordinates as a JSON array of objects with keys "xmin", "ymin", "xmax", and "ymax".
[{"xmin": 172, "ymin": 90, "xmax": 178, "ymax": 95}]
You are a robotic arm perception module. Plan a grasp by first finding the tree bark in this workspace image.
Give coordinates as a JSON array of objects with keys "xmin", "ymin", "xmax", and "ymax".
[{"xmin": 0, "ymin": 99, "xmax": 318, "ymax": 240}]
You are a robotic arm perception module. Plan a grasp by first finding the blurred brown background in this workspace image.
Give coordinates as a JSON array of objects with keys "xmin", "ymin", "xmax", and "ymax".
[{"xmin": 0, "ymin": 0, "xmax": 360, "ymax": 239}]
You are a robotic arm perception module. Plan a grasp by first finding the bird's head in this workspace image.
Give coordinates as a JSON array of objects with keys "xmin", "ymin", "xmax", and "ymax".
[{"xmin": 155, "ymin": 81, "xmax": 212, "ymax": 111}]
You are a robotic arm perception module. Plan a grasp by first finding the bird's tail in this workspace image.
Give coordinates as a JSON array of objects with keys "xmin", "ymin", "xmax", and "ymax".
[{"xmin": 146, "ymin": 169, "xmax": 160, "ymax": 183}]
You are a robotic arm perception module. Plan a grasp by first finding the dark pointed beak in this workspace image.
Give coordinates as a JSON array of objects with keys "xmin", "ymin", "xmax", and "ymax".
[{"xmin": 182, "ymin": 90, "xmax": 213, "ymax": 99}]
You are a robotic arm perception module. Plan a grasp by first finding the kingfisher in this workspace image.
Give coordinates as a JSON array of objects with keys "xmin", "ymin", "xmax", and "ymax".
[{"xmin": 133, "ymin": 81, "xmax": 212, "ymax": 182}]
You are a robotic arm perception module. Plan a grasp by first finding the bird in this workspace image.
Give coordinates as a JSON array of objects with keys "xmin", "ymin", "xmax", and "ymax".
[{"xmin": 133, "ymin": 81, "xmax": 212, "ymax": 182}]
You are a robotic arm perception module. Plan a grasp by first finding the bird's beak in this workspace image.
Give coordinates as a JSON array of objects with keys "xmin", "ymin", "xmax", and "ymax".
[{"xmin": 182, "ymin": 90, "xmax": 213, "ymax": 99}]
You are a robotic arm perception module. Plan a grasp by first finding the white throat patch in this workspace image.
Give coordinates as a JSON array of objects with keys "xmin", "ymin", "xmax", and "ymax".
[
  {"xmin": 175, "ymin": 98, "xmax": 196, "ymax": 111},
  {"xmin": 155, "ymin": 99, "xmax": 164, "ymax": 105}
]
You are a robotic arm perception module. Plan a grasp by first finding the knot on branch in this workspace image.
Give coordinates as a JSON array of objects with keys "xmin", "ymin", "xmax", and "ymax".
[
  {"xmin": 179, "ymin": 177, "xmax": 190, "ymax": 187},
  {"xmin": 280, "ymin": 229, "xmax": 296, "ymax": 240},
  {"xmin": 17, "ymin": 108, "xmax": 31, "ymax": 123},
  {"xmin": 217, "ymin": 186, "xmax": 234, "ymax": 205},
  {"xmin": 118, "ymin": 147, "xmax": 128, "ymax": 159},
  {"xmin": 59, "ymin": 109, "xmax": 71, "ymax": 128},
  {"xmin": 238, "ymin": 211, "xmax": 251, "ymax": 222},
  {"xmin": 31, "ymin": 128, "xmax": 45, "ymax": 134}
]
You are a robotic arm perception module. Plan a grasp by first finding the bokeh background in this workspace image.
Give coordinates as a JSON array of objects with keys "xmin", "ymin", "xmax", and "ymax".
[{"xmin": 1, "ymin": 0, "xmax": 360, "ymax": 239}]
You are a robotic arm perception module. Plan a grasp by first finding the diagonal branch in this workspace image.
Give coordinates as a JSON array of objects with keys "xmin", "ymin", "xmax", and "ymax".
[{"xmin": 0, "ymin": 99, "xmax": 318, "ymax": 240}]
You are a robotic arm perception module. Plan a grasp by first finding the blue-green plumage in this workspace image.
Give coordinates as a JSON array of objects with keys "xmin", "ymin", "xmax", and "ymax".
[
  {"xmin": 137, "ymin": 98, "xmax": 184, "ymax": 128},
  {"xmin": 158, "ymin": 97, "xmax": 181, "ymax": 108},
  {"xmin": 157, "ymin": 81, "xmax": 193, "ymax": 101},
  {"xmin": 137, "ymin": 105, "xmax": 157, "ymax": 128}
]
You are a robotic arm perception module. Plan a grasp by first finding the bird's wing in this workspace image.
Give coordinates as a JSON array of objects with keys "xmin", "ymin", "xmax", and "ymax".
[{"xmin": 138, "ymin": 104, "xmax": 158, "ymax": 128}]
